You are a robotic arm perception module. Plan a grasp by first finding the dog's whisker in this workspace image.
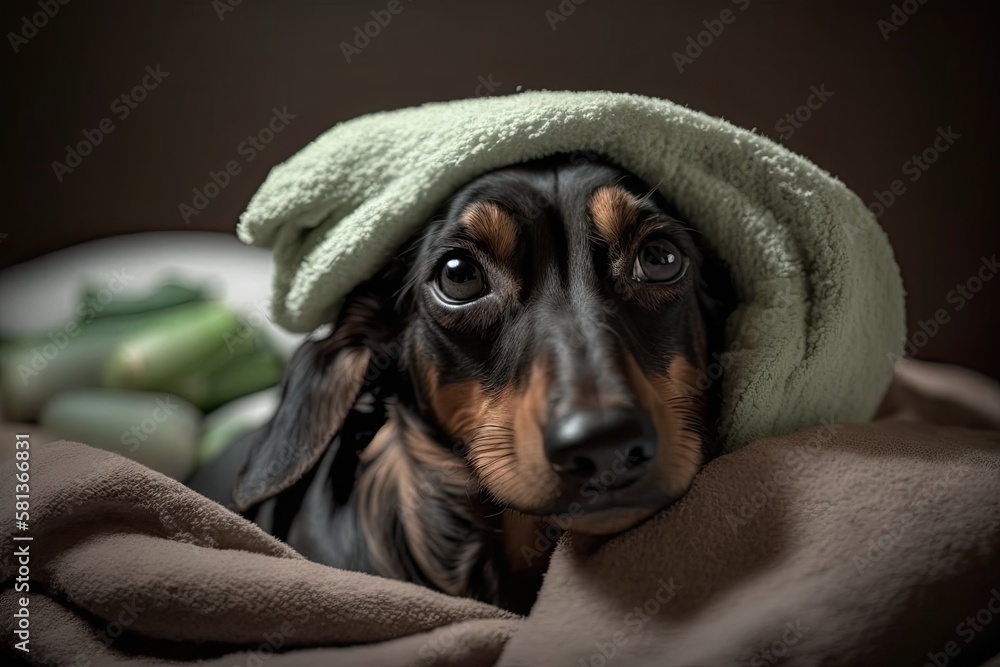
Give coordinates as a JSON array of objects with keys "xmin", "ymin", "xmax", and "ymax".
[
  {"xmin": 467, "ymin": 441, "xmax": 515, "ymax": 451},
  {"xmin": 471, "ymin": 448, "xmax": 514, "ymax": 458},
  {"xmin": 466, "ymin": 438, "xmax": 515, "ymax": 449},
  {"xmin": 477, "ymin": 465, "xmax": 516, "ymax": 488},
  {"xmin": 638, "ymin": 178, "xmax": 665, "ymax": 205},
  {"xmin": 467, "ymin": 432, "xmax": 515, "ymax": 441},
  {"xmin": 477, "ymin": 459, "xmax": 514, "ymax": 478},
  {"xmin": 467, "ymin": 424, "xmax": 515, "ymax": 435},
  {"xmin": 469, "ymin": 446, "xmax": 514, "ymax": 453}
]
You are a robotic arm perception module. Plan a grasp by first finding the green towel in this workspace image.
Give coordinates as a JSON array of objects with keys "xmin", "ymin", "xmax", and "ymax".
[{"xmin": 237, "ymin": 91, "xmax": 905, "ymax": 450}]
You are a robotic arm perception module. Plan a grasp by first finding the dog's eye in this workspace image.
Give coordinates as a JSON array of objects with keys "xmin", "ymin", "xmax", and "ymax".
[
  {"xmin": 634, "ymin": 238, "xmax": 685, "ymax": 283},
  {"xmin": 437, "ymin": 256, "xmax": 487, "ymax": 302}
]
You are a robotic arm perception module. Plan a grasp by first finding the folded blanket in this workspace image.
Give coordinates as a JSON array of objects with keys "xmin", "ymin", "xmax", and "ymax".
[
  {"xmin": 499, "ymin": 421, "xmax": 1000, "ymax": 667},
  {"xmin": 0, "ymin": 441, "xmax": 517, "ymax": 666},
  {"xmin": 237, "ymin": 91, "xmax": 905, "ymax": 448},
  {"xmin": 5, "ymin": 368, "xmax": 999, "ymax": 665}
]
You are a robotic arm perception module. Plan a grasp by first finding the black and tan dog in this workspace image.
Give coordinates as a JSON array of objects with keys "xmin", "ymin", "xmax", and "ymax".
[{"xmin": 190, "ymin": 154, "xmax": 733, "ymax": 613}]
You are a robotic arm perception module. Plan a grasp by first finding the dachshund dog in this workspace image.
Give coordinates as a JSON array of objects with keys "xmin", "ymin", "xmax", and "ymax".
[{"xmin": 190, "ymin": 154, "xmax": 733, "ymax": 613}]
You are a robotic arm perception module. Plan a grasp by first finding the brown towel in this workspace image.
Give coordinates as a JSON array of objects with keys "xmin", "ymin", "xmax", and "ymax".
[
  {"xmin": 498, "ymin": 421, "xmax": 1000, "ymax": 667},
  {"xmin": 1, "ymin": 442, "xmax": 517, "ymax": 666},
  {"xmin": 3, "ymin": 361, "xmax": 999, "ymax": 666}
]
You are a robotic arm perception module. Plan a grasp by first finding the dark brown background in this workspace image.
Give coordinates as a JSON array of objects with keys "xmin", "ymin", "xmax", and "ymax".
[{"xmin": 4, "ymin": 0, "xmax": 998, "ymax": 378}]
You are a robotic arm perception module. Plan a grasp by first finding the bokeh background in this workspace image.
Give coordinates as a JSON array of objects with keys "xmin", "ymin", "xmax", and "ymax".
[{"xmin": 4, "ymin": 0, "xmax": 998, "ymax": 378}]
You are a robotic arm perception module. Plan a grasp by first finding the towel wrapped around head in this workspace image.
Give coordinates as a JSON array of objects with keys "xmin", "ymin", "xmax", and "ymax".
[{"xmin": 237, "ymin": 90, "xmax": 905, "ymax": 450}]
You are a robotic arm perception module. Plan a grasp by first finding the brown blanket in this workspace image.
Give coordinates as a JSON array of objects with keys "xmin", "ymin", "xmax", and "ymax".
[{"xmin": 3, "ymin": 362, "xmax": 1000, "ymax": 666}]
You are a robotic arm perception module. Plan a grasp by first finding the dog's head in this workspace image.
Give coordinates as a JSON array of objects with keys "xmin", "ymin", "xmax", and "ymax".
[{"xmin": 233, "ymin": 155, "xmax": 731, "ymax": 541}]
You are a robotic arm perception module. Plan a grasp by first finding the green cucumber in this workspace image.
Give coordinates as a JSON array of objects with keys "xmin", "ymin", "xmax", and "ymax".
[
  {"xmin": 101, "ymin": 301, "xmax": 241, "ymax": 390},
  {"xmin": 167, "ymin": 349, "xmax": 284, "ymax": 411},
  {"xmin": 2, "ymin": 305, "xmax": 208, "ymax": 421},
  {"xmin": 201, "ymin": 350, "xmax": 284, "ymax": 410},
  {"xmin": 39, "ymin": 389, "xmax": 202, "ymax": 480},
  {"xmin": 198, "ymin": 387, "xmax": 279, "ymax": 467},
  {"xmin": 2, "ymin": 336, "xmax": 115, "ymax": 422},
  {"xmin": 81, "ymin": 281, "xmax": 207, "ymax": 320}
]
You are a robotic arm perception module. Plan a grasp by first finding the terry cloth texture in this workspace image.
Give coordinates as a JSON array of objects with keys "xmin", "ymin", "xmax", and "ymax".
[
  {"xmin": 3, "ymin": 360, "xmax": 999, "ymax": 666},
  {"xmin": 237, "ymin": 91, "xmax": 906, "ymax": 449}
]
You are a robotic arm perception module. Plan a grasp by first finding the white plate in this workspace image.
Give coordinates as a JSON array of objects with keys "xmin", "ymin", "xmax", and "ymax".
[{"xmin": 0, "ymin": 231, "xmax": 303, "ymax": 356}]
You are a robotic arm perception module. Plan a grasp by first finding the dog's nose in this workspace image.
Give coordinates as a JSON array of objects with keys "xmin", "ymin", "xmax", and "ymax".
[{"xmin": 543, "ymin": 409, "xmax": 656, "ymax": 487}]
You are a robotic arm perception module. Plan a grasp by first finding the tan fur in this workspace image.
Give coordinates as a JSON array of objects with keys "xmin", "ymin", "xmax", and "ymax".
[
  {"xmin": 428, "ymin": 375, "xmax": 490, "ymax": 439},
  {"xmin": 499, "ymin": 358, "xmax": 561, "ymax": 508},
  {"xmin": 427, "ymin": 359, "xmax": 562, "ymax": 512},
  {"xmin": 590, "ymin": 185, "xmax": 690, "ymax": 311},
  {"xmin": 423, "ymin": 335, "xmax": 707, "ymax": 536},
  {"xmin": 625, "ymin": 354, "xmax": 705, "ymax": 496},
  {"xmin": 427, "ymin": 352, "xmax": 707, "ymax": 516},
  {"xmin": 590, "ymin": 185, "xmax": 641, "ymax": 244},
  {"xmin": 461, "ymin": 201, "xmax": 518, "ymax": 261},
  {"xmin": 355, "ymin": 423, "xmax": 405, "ymax": 579},
  {"xmin": 356, "ymin": 409, "xmax": 478, "ymax": 596}
]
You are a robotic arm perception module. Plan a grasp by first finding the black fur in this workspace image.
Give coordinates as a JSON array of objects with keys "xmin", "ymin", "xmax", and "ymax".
[{"xmin": 188, "ymin": 154, "xmax": 733, "ymax": 613}]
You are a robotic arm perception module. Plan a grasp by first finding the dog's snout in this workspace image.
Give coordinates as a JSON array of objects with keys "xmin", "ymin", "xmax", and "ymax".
[{"xmin": 543, "ymin": 409, "xmax": 656, "ymax": 487}]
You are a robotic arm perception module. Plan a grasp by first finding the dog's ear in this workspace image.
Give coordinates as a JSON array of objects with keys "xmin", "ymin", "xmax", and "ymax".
[{"xmin": 232, "ymin": 271, "xmax": 407, "ymax": 511}]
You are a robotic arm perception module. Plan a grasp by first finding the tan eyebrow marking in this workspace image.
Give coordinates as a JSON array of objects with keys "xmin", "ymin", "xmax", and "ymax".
[
  {"xmin": 590, "ymin": 185, "xmax": 642, "ymax": 244},
  {"xmin": 460, "ymin": 201, "xmax": 518, "ymax": 261}
]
